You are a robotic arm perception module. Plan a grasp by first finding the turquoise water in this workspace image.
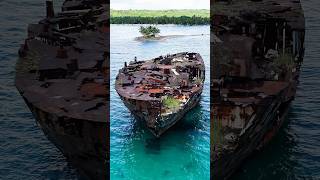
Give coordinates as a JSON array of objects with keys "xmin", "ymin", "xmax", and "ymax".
[{"xmin": 110, "ymin": 25, "xmax": 210, "ymax": 180}]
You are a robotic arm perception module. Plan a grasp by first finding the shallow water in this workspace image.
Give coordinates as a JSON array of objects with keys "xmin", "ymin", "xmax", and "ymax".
[{"xmin": 110, "ymin": 24, "xmax": 210, "ymax": 180}]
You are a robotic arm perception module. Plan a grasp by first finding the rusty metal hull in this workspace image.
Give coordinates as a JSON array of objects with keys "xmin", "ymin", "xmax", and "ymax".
[
  {"xmin": 120, "ymin": 89, "xmax": 202, "ymax": 137},
  {"xmin": 21, "ymin": 96, "xmax": 108, "ymax": 180},
  {"xmin": 211, "ymin": 0, "xmax": 305, "ymax": 178},
  {"xmin": 212, "ymin": 96, "xmax": 291, "ymax": 179},
  {"xmin": 15, "ymin": 0, "xmax": 109, "ymax": 179}
]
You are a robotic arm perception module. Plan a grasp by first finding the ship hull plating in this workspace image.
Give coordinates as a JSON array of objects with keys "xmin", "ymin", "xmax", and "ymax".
[
  {"xmin": 211, "ymin": 0, "xmax": 305, "ymax": 178},
  {"xmin": 21, "ymin": 97, "xmax": 108, "ymax": 180},
  {"xmin": 15, "ymin": 0, "xmax": 109, "ymax": 179},
  {"xmin": 212, "ymin": 97, "xmax": 291, "ymax": 179},
  {"xmin": 121, "ymin": 90, "xmax": 202, "ymax": 137}
]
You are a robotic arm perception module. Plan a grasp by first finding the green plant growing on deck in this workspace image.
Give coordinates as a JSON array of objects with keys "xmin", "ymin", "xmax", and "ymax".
[
  {"xmin": 162, "ymin": 96, "xmax": 180, "ymax": 110},
  {"xmin": 212, "ymin": 115, "xmax": 224, "ymax": 145},
  {"xmin": 139, "ymin": 26, "xmax": 160, "ymax": 38},
  {"xmin": 274, "ymin": 53, "xmax": 294, "ymax": 66},
  {"xmin": 16, "ymin": 51, "xmax": 40, "ymax": 74},
  {"xmin": 194, "ymin": 77, "xmax": 203, "ymax": 85}
]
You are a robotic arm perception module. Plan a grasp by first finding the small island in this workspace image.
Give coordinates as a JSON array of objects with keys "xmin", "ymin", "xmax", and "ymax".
[
  {"xmin": 135, "ymin": 25, "xmax": 195, "ymax": 41},
  {"xmin": 139, "ymin": 25, "xmax": 160, "ymax": 38},
  {"xmin": 135, "ymin": 25, "xmax": 174, "ymax": 41}
]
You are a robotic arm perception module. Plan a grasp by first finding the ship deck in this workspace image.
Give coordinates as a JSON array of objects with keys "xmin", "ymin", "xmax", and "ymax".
[
  {"xmin": 213, "ymin": 0, "xmax": 305, "ymax": 30},
  {"xmin": 115, "ymin": 52, "xmax": 205, "ymax": 102}
]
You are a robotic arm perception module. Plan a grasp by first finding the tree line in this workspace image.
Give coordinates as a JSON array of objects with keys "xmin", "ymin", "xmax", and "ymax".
[{"xmin": 110, "ymin": 16, "xmax": 210, "ymax": 25}]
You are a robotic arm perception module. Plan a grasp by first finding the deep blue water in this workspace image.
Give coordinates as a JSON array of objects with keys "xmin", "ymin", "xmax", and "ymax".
[
  {"xmin": 110, "ymin": 25, "xmax": 210, "ymax": 180},
  {"xmin": 0, "ymin": 0, "xmax": 319, "ymax": 179}
]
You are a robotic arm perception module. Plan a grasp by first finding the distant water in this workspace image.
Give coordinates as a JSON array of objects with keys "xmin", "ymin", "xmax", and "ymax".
[
  {"xmin": 0, "ymin": 0, "xmax": 79, "ymax": 179},
  {"xmin": 110, "ymin": 25, "xmax": 210, "ymax": 180},
  {"xmin": 233, "ymin": 0, "xmax": 320, "ymax": 179}
]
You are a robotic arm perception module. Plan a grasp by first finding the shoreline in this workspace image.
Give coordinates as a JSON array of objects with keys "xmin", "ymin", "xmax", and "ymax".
[
  {"xmin": 110, "ymin": 10, "xmax": 210, "ymax": 25},
  {"xmin": 111, "ymin": 24, "xmax": 210, "ymax": 26},
  {"xmin": 135, "ymin": 34, "xmax": 209, "ymax": 41}
]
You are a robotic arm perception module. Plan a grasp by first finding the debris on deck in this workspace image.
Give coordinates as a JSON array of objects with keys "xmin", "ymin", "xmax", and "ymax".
[{"xmin": 116, "ymin": 52, "xmax": 205, "ymax": 137}]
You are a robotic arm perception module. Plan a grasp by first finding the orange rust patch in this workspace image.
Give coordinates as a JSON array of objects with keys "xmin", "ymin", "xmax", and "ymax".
[
  {"xmin": 81, "ymin": 83, "xmax": 107, "ymax": 97},
  {"xmin": 148, "ymin": 89, "xmax": 164, "ymax": 94}
]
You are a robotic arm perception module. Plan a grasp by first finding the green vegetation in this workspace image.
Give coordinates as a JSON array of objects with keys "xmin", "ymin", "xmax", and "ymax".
[
  {"xmin": 111, "ymin": 9, "xmax": 210, "ymax": 25},
  {"xmin": 162, "ymin": 96, "xmax": 180, "ymax": 109},
  {"xmin": 139, "ymin": 26, "xmax": 160, "ymax": 38},
  {"xmin": 212, "ymin": 115, "xmax": 224, "ymax": 145},
  {"xmin": 111, "ymin": 9, "xmax": 209, "ymax": 18},
  {"xmin": 16, "ymin": 51, "xmax": 39, "ymax": 74},
  {"xmin": 194, "ymin": 77, "xmax": 204, "ymax": 85},
  {"xmin": 274, "ymin": 53, "xmax": 294, "ymax": 66}
]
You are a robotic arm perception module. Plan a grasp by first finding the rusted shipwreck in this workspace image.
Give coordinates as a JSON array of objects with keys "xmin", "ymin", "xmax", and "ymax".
[
  {"xmin": 15, "ymin": 0, "xmax": 109, "ymax": 179},
  {"xmin": 115, "ymin": 52, "xmax": 205, "ymax": 137},
  {"xmin": 211, "ymin": 0, "xmax": 305, "ymax": 179}
]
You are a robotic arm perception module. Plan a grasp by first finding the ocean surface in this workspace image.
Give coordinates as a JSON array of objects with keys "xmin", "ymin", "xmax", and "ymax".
[
  {"xmin": 110, "ymin": 25, "xmax": 210, "ymax": 180},
  {"xmin": 0, "ymin": 0, "xmax": 318, "ymax": 180}
]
